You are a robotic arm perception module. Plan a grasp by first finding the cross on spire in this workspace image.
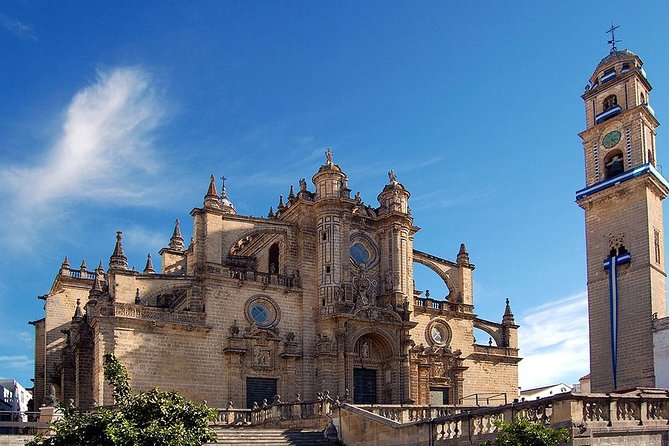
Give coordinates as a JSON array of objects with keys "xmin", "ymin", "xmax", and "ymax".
[
  {"xmin": 220, "ymin": 175, "xmax": 228, "ymax": 191},
  {"xmin": 606, "ymin": 23, "xmax": 621, "ymax": 52}
]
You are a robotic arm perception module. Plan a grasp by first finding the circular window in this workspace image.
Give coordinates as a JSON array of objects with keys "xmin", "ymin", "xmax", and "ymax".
[
  {"xmin": 350, "ymin": 242, "xmax": 370, "ymax": 265},
  {"xmin": 245, "ymin": 296, "xmax": 280, "ymax": 327},
  {"xmin": 250, "ymin": 305, "xmax": 270, "ymax": 325},
  {"xmin": 426, "ymin": 319, "xmax": 452, "ymax": 347}
]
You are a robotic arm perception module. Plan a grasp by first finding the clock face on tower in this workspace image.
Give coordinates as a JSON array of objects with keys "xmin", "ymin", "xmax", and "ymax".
[{"xmin": 602, "ymin": 130, "xmax": 622, "ymax": 149}]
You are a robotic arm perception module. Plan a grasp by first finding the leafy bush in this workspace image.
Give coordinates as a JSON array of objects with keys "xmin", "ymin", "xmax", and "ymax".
[
  {"xmin": 482, "ymin": 416, "xmax": 569, "ymax": 446},
  {"xmin": 28, "ymin": 354, "xmax": 216, "ymax": 446}
]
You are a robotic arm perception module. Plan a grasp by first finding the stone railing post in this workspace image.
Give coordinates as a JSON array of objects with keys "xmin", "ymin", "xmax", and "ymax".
[
  {"xmin": 552, "ymin": 397, "xmax": 582, "ymax": 427},
  {"xmin": 609, "ymin": 396, "xmax": 616, "ymax": 426}
]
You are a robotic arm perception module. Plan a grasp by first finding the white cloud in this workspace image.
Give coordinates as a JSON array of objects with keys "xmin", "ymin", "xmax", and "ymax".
[
  {"xmin": 0, "ymin": 14, "xmax": 37, "ymax": 41},
  {"xmin": 518, "ymin": 291, "xmax": 589, "ymax": 390},
  {"xmin": 0, "ymin": 67, "xmax": 167, "ymax": 249},
  {"xmin": 0, "ymin": 355, "xmax": 32, "ymax": 370}
]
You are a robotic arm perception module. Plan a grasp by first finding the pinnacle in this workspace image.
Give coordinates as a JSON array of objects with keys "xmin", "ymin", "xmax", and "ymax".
[
  {"xmin": 206, "ymin": 174, "xmax": 218, "ymax": 198},
  {"xmin": 169, "ymin": 219, "xmax": 185, "ymax": 251},
  {"xmin": 73, "ymin": 298, "xmax": 83, "ymax": 318},
  {"xmin": 109, "ymin": 231, "xmax": 128, "ymax": 270},
  {"xmin": 143, "ymin": 253, "xmax": 155, "ymax": 274}
]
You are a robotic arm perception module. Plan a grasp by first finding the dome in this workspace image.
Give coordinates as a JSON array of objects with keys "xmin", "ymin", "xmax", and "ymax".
[{"xmin": 594, "ymin": 49, "xmax": 638, "ymax": 72}]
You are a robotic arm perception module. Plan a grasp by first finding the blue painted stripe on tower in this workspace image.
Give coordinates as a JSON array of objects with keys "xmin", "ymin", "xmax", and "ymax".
[{"xmin": 576, "ymin": 164, "xmax": 669, "ymax": 200}]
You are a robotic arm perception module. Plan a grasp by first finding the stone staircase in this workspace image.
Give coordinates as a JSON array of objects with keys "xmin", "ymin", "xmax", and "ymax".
[{"xmin": 210, "ymin": 428, "xmax": 333, "ymax": 445}]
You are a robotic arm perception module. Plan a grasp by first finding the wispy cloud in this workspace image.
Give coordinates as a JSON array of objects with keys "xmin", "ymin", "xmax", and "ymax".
[
  {"xmin": 0, "ymin": 67, "xmax": 168, "ymax": 250},
  {"xmin": 0, "ymin": 13, "xmax": 37, "ymax": 41},
  {"xmin": 0, "ymin": 355, "xmax": 32, "ymax": 370},
  {"xmin": 518, "ymin": 291, "xmax": 589, "ymax": 390}
]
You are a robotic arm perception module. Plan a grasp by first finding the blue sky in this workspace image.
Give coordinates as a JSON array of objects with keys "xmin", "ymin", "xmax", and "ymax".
[{"xmin": 1, "ymin": 1, "xmax": 668, "ymax": 392}]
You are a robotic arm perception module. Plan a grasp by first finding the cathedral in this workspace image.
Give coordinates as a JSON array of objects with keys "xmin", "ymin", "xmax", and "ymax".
[{"xmin": 31, "ymin": 150, "xmax": 520, "ymax": 410}]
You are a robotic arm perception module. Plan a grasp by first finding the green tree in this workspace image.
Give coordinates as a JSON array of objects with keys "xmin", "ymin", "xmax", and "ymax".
[
  {"xmin": 28, "ymin": 354, "xmax": 217, "ymax": 446},
  {"xmin": 482, "ymin": 417, "xmax": 570, "ymax": 446}
]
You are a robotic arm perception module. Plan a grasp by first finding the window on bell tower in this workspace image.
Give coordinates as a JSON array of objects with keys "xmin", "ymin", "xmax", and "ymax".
[
  {"xmin": 604, "ymin": 149, "xmax": 624, "ymax": 179},
  {"xmin": 603, "ymin": 95, "xmax": 618, "ymax": 111}
]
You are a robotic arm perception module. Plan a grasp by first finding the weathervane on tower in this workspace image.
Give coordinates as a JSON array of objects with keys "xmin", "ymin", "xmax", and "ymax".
[{"xmin": 606, "ymin": 23, "xmax": 621, "ymax": 52}]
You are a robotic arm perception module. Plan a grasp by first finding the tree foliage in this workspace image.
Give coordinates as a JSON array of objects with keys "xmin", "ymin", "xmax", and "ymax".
[
  {"xmin": 28, "ymin": 353, "xmax": 217, "ymax": 446},
  {"xmin": 482, "ymin": 417, "xmax": 570, "ymax": 446}
]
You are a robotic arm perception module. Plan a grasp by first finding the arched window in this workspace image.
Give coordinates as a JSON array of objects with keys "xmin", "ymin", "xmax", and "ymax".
[
  {"xmin": 268, "ymin": 243, "xmax": 280, "ymax": 274},
  {"xmin": 603, "ymin": 95, "xmax": 618, "ymax": 111},
  {"xmin": 604, "ymin": 149, "xmax": 624, "ymax": 179}
]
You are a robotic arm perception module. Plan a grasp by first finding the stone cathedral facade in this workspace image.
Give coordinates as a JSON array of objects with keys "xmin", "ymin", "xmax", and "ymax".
[{"xmin": 31, "ymin": 152, "xmax": 519, "ymax": 410}]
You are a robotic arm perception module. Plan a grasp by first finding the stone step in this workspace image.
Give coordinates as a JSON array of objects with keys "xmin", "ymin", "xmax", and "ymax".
[{"xmin": 209, "ymin": 428, "xmax": 332, "ymax": 445}]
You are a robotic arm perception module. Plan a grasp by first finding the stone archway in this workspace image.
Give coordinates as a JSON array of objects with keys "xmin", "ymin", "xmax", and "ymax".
[{"xmin": 346, "ymin": 330, "xmax": 398, "ymax": 404}]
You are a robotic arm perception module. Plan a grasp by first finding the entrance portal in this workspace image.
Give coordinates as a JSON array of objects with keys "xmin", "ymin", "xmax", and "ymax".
[
  {"xmin": 246, "ymin": 377, "xmax": 277, "ymax": 408},
  {"xmin": 353, "ymin": 368, "xmax": 377, "ymax": 403}
]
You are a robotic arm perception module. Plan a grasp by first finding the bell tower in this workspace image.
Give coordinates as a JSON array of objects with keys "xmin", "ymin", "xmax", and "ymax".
[{"xmin": 576, "ymin": 34, "xmax": 669, "ymax": 391}]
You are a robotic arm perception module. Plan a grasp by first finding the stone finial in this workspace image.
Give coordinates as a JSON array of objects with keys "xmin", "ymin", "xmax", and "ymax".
[
  {"xmin": 204, "ymin": 174, "xmax": 220, "ymax": 208},
  {"xmin": 109, "ymin": 231, "xmax": 128, "ymax": 270},
  {"xmin": 61, "ymin": 256, "xmax": 70, "ymax": 269},
  {"xmin": 503, "ymin": 298, "xmax": 515, "ymax": 325},
  {"xmin": 73, "ymin": 299, "xmax": 83, "ymax": 318},
  {"xmin": 169, "ymin": 219, "xmax": 185, "ymax": 251},
  {"xmin": 80, "ymin": 259, "xmax": 88, "ymax": 272},
  {"xmin": 278, "ymin": 195, "xmax": 285, "ymax": 211},
  {"xmin": 268, "ymin": 207, "xmax": 275, "ymax": 218},
  {"xmin": 457, "ymin": 243, "xmax": 470, "ymax": 265},
  {"xmin": 96, "ymin": 260, "xmax": 104, "ymax": 273},
  {"xmin": 143, "ymin": 253, "xmax": 155, "ymax": 274},
  {"xmin": 288, "ymin": 185, "xmax": 295, "ymax": 200}
]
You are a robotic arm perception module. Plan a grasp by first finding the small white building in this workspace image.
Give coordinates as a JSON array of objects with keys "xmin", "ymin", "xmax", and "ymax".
[
  {"xmin": 520, "ymin": 383, "xmax": 572, "ymax": 400},
  {"xmin": 0, "ymin": 380, "xmax": 31, "ymax": 420}
]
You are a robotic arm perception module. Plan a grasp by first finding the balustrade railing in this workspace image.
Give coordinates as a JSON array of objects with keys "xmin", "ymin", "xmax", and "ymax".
[
  {"xmin": 339, "ymin": 391, "xmax": 669, "ymax": 445},
  {"xmin": 214, "ymin": 396, "xmax": 332, "ymax": 427},
  {"xmin": 228, "ymin": 268, "xmax": 300, "ymax": 289}
]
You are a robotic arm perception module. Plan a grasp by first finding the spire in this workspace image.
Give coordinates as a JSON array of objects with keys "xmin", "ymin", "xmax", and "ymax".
[
  {"xmin": 169, "ymin": 219, "xmax": 185, "ymax": 251},
  {"xmin": 503, "ymin": 298, "xmax": 515, "ymax": 325},
  {"xmin": 268, "ymin": 207, "xmax": 275, "ymax": 218},
  {"xmin": 143, "ymin": 253, "xmax": 155, "ymax": 274},
  {"xmin": 80, "ymin": 259, "xmax": 88, "ymax": 272},
  {"xmin": 457, "ymin": 243, "xmax": 470, "ymax": 265},
  {"xmin": 288, "ymin": 185, "xmax": 295, "ymax": 200},
  {"xmin": 61, "ymin": 256, "xmax": 70, "ymax": 269},
  {"xmin": 96, "ymin": 260, "xmax": 104, "ymax": 273},
  {"xmin": 278, "ymin": 195, "xmax": 285, "ymax": 211},
  {"xmin": 204, "ymin": 174, "xmax": 220, "ymax": 208},
  {"xmin": 109, "ymin": 231, "xmax": 128, "ymax": 270},
  {"xmin": 73, "ymin": 299, "xmax": 83, "ymax": 319}
]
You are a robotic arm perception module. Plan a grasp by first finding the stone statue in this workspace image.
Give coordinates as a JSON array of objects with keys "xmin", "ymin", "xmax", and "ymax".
[
  {"xmin": 388, "ymin": 169, "xmax": 397, "ymax": 183},
  {"xmin": 45, "ymin": 384, "xmax": 58, "ymax": 407},
  {"xmin": 360, "ymin": 340, "xmax": 370, "ymax": 358},
  {"xmin": 299, "ymin": 178, "xmax": 307, "ymax": 192},
  {"xmin": 325, "ymin": 148, "xmax": 333, "ymax": 164}
]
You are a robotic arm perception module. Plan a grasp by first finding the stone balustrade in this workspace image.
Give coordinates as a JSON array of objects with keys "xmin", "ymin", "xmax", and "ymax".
[
  {"xmin": 107, "ymin": 303, "xmax": 208, "ymax": 327},
  {"xmin": 335, "ymin": 390, "xmax": 669, "ymax": 446},
  {"xmin": 214, "ymin": 397, "xmax": 332, "ymax": 428},
  {"xmin": 227, "ymin": 268, "xmax": 300, "ymax": 289}
]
